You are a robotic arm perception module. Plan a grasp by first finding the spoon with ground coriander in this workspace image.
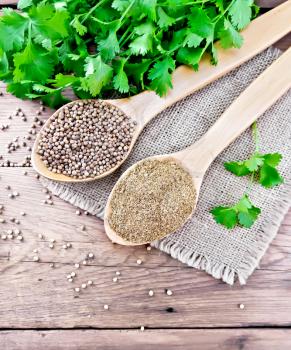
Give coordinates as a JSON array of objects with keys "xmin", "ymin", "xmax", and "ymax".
[
  {"xmin": 104, "ymin": 47, "xmax": 291, "ymax": 245},
  {"xmin": 31, "ymin": 3, "xmax": 291, "ymax": 182}
]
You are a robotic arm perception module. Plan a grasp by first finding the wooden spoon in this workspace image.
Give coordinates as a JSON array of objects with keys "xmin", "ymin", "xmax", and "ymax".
[
  {"xmin": 32, "ymin": 1, "xmax": 291, "ymax": 182},
  {"xmin": 104, "ymin": 47, "xmax": 291, "ymax": 245}
]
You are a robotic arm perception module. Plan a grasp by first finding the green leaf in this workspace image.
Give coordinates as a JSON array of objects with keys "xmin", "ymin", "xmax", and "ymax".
[
  {"xmin": 41, "ymin": 90, "xmax": 70, "ymax": 108},
  {"xmin": 211, "ymin": 206, "xmax": 238, "ymax": 229},
  {"xmin": 112, "ymin": 0, "xmax": 131, "ymax": 12},
  {"xmin": 259, "ymin": 164, "xmax": 284, "ymax": 188},
  {"xmin": 0, "ymin": 9, "xmax": 29, "ymax": 51},
  {"xmin": 244, "ymin": 154, "xmax": 264, "ymax": 172},
  {"xmin": 13, "ymin": 43, "xmax": 56, "ymax": 84},
  {"xmin": 218, "ymin": 19, "xmax": 243, "ymax": 49},
  {"xmin": 263, "ymin": 153, "xmax": 282, "ymax": 167},
  {"xmin": 98, "ymin": 30, "xmax": 120, "ymax": 61},
  {"xmin": 148, "ymin": 56, "xmax": 175, "ymax": 96},
  {"xmin": 211, "ymin": 194, "xmax": 261, "ymax": 229},
  {"xmin": 72, "ymin": 16, "xmax": 87, "ymax": 36},
  {"xmin": 188, "ymin": 7, "xmax": 214, "ymax": 39},
  {"xmin": 18, "ymin": 0, "xmax": 32, "ymax": 10},
  {"xmin": 0, "ymin": 49, "xmax": 9, "ymax": 78},
  {"xmin": 125, "ymin": 59, "xmax": 152, "ymax": 85},
  {"xmin": 129, "ymin": 22, "xmax": 155, "ymax": 56},
  {"xmin": 52, "ymin": 73, "xmax": 79, "ymax": 88},
  {"xmin": 183, "ymin": 31, "xmax": 203, "ymax": 48},
  {"xmin": 113, "ymin": 59, "xmax": 129, "ymax": 93},
  {"xmin": 7, "ymin": 81, "xmax": 33, "ymax": 99},
  {"xmin": 82, "ymin": 56, "xmax": 113, "ymax": 96},
  {"xmin": 224, "ymin": 160, "xmax": 251, "ymax": 176},
  {"xmin": 140, "ymin": 0, "xmax": 157, "ymax": 21},
  {"xmin": 229, "ymin": 0, "xmax": 253, "ymax": 30},
  {"xmin": 176, "ymin": 47, "xmax": 204, "ymax": 70},
  {"xmin": 157, "ymin": 7, "xmax": 175, "ymax": 29}
]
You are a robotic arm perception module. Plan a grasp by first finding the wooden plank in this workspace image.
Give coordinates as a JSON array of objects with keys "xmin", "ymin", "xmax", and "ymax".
[
  {"xmin": 0, "ymin": 261, "xmax": 291, "ymax": 328},
  {"xmin": 0, "ymin": 168, "xmax": 290, "ymax": 270},
  {"xmin": 2, "ymin": 329, "xmax": 291, "ymax": 350}
]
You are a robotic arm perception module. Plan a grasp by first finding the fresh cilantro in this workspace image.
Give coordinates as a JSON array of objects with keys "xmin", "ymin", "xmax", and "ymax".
[
  {"xmin": 211, "ymin": 122, "xmax": 284, "ymax": 230},
  {"xmin": 0, "ymin": 0, "xmax": 257, "ymax": 107},
  {"xmin": 211, "ymin": 194, "xmax": 261, "ymax": 229}
]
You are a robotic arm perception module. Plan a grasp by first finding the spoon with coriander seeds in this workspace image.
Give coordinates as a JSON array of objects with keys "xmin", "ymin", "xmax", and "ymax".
[
  {"xmin": 104, "ymin": 47, "xmax": 291, "ymax": 245},
  {"xmin": 31, "ymin": 3, "xmax": 291, "ymax": 182}
]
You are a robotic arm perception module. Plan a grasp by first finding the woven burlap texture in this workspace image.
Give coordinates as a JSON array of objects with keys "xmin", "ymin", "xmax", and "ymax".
[{"xmin": 42, "ymin": 47, "xmax": 291, "ymax": 285}]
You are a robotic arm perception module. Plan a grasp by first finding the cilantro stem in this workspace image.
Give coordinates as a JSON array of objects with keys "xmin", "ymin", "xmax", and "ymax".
[
  {"xmin": 119, "ymin": 23, "xmax": 134, "ymax": 46},
  {"xmin": 80, "ymin": 0, "xmax": 109, "ymax": 24},
  {"xmin": 252, "ymin": 121, "xmax": 260, "ymax": 153}
]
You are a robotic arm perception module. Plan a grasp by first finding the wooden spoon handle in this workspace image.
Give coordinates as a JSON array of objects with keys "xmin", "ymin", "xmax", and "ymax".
[
  {"xmin": 131, "ymin": 0, "xmax": 291, "ymax": 127},
  {"xmin": 187, "ymin": 46, "xmax": 291, "ymax": 166}
]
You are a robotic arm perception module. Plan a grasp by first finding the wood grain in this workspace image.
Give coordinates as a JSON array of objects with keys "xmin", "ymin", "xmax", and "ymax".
[{"xmin": 2, "ymin": 329, "xmax": 291, "ymax": 350}]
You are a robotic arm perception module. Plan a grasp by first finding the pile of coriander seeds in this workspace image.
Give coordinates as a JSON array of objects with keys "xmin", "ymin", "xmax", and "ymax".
[{"xmin": 37, "ymin": 100, "xmax": 136, "ymax": 179}]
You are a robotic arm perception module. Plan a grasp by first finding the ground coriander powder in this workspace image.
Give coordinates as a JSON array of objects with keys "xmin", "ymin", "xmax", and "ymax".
[{"xmin": 108, "ymin": 158, "xmax": 196, "ymax": 243}]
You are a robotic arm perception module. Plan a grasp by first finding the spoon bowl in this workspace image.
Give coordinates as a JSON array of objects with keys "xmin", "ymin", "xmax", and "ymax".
[
  {"xmin": 31, "ymin": 3, "xmax": 291, "ymax": 182},
  {"xmin": 104, "ymin": 47, "xmax": 291, "ymax": 245}
]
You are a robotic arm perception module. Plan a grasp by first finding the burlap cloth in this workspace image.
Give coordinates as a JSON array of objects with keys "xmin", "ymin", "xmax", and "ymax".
[{"xmin": 42, "ymin": 47, "xmax": 291, "ymax": 285}]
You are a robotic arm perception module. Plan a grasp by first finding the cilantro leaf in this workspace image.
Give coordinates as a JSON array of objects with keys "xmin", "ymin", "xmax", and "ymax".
[
  {"xmin": 129, "ymin": 22, "xmax": 155, "ymax": 56},
  {"xmin": 224, "ymin": 160, "xmax": 251, "ymax": 176},
  {"xmin": 188, "ymin": 7, "xmax": 214, "ymax": 40},
  {"xmin": 176, "ymin": 47, "xmax": 204, "ymax": 70},
  {"xmin": 13, "ymin": 43, "xmax": 56, "ymax": 84},
  {"xmin": 0, "ymin": 9, "xmax": 28, "ymax": 51},
  {"xmin": 82, "ymin": 56, "xmax": 113, "ymax": 96},
  {"xmin": 218, "ymin": 19, "xmax": 243, "ymax": 49},
  {"xmin": 72, "ymin": 16, "xmax": 87, "ymax": 36},
  {"xmin": 98, "ymin": 30, "xmax": 120, "ymax": 61},
  {"xmin": 211, "ymin": 206, "xmax": 237, "ymax": 229},
  {"xmin": 18, "ymin": 0, "xmax": 32, "ymax": 10},
  {"xmin": 229, "ymin": 0, "xmax": 253, "ymax": 30},
  {"xmin": 211, "ymin": 194, "xmax": 261, "ymax": 229},
  {"xmin": 183, "ymin": 30, "xmax": 203, "ymax": 48},
  {"xmin": 148, "ymin": 56, "xmax": 175, "ymax": 96},
  {"xmin": 157, "ymin": 7, "xmax": 176, "ymax": 29},
  {"xmin": 225, "ymin": 152, "xmax": 284, "ymax": 188},
  {"xmin": 113, "ymin": 59, "xmax": 129, "ymax": 93}
]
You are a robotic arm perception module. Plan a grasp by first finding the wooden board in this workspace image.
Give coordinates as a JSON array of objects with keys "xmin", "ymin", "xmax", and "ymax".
[
  {"xmin": 2, "ymin": 329, "xmax": 291, "ymax": 350},
  {"xmin": 0, "ymin": 0, "xmax": 290, "ymax": 348}
]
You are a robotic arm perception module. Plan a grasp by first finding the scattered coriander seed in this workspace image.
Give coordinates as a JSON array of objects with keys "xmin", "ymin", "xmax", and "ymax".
[
  {"xmin": 0, "ymin": 218, "xmax": 5, "ymax": 223},
  {"xmin": 8, "ymin": 193, "xmax": 14, "ymax": 199},
  {"xmin": 112, "ymin": 277, "xmax": 118, "ymax": 283},
  {"xmin": 71, "ymin": 272, "xmax": 76, "ymax": 277},
  {"xmin": 8, "ymin": 234, "xmax": 13, "ymax": 239},
  {"xmin": 84, "ymin": 211, "xmax": 89, "ymax": 215},
  {"xmin": 166, "ymin": 289, "xmax": 173, "ymax": 296},
  {"xmin": 23, "ymin": 171, "xmax": 27, "ymax": 176},
  {"xmin": 75, "ymin": 263, "xmax": 80, "ymax": 269},
  {"xmin": 7, "ymin": 229, "xmax": 13, "ymax": 234},
  {"xmin": 37, "ymin": 101, "xmax": 135, "ymax": 179},
  {"xmin": 81, "ymin": 225, "xmax": 86, "ymax": 231},
  {"xmin": 148, "ymin": 290, "xmax": 154, "ymax": 297},
  {"xmin": 33, "ymin": 256, "xmax": 39, "ymax": 262},
  {"xmin": 1, "ymin": 235, "xmax": 7, "ymax": 240},
  {"xmin": 87, "ymin": 280, "xmax": 93, "ymax": 285},
  {"xmin": 103, "ymin": 304, "xmax": 109, "ymax": 310},
  {"xmin": 33, "ymin": 249, "xmax": 38, "ymax": 253},
  {"xmin": 81, "ymin": 283, "xmax": 87, "ymax": 289},
  {"xmin": 49, "ymin": 243, "xmax": 54, "ymax": 249},
  {"xmin": 82, "ymin": 260, "xmax": 87, "ymax": 265},
  {"xmin": 239, "ymin": 304, "xmax": 245, "ymax": 310},
  {"xmin": 63, "ymin": 244, "xmax": 67, "ymax": 249},
  {"xmin": 75, "ymin": 210, "xmax": 81, "ymax": 215},
  {"xmin": 75, "ymin": 287, "xmax": 80, "ymax": 292},
  {"xmin": 116, "ymin": 271, "xmax": 121, "ymax": 276},
  {"xmin": 88, "ymin": 253, "xmax": 94, "ymax": 259},
  {"xmin": 5, "ymin": 185, "xmax": 11, "ymax": 190},
  {"xmin": 140, "ymin": 326, "xmax": 145, "ymax": 332},
  {"xmin": 0, "ymin": 205, "xmax": 4, "ymax": 210},
  {"xmin": 50, "ymin": 263, "xmax": 55, "ymax": 268},
  {"xmin": 146, "ymin": 246, "xmax": 152, "ymax": 251},
  {"xmin": 17, "ymin": 235, "xmax": 23, "ymax": 241},
  {"xmin": 13, "ymin": 191, "xmax": 19, "ymax": 197},
  {"xmin": 38, "ymin": 234, "xmax": 44, "ymax": 239},
  {"xmin": 20, "ymin": 211, "xmax": 26, "ymax": 216},
  {"xmin": 67, "ymin": 274, "xmax": 72, "ymax": 279},
  {"xmin": 66, "ymin": 243, "xmax": 72, "ymax": 248},
  {"xmin": 15, "ymin": 219, "xmax": 20, "ymax": 224},
  {"xmin": 136, "ymin": 259, "xmax": 142, "ymax": 265},
  {"xmin": 14, "ymin": 229, "xmax": 20, "ymax": 235},
  {"xmin": 50, "ymin": 239, "xmax": 55, "ymax": 243},
  {"xmin": 68, "ymin": 278, "xmax": 73, "ymax": 282}
]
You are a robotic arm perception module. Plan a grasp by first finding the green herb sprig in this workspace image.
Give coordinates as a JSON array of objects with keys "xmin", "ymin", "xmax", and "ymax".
[
  {"xmin": 0, "ymin": 0, "xmax": 258, "ymax": 107},
  {"xmin": 211, "ymin": 122, "xmax": 284, "ymax": 229}
]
